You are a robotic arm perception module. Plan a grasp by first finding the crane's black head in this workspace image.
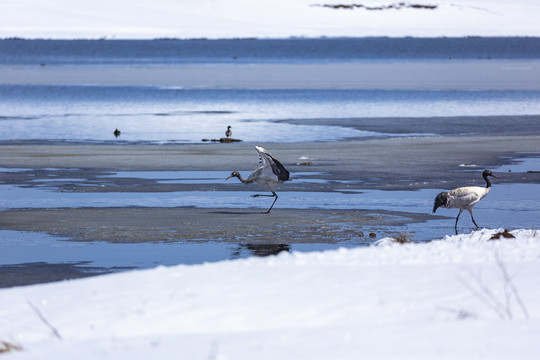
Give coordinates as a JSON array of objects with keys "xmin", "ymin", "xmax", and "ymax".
[
  {"xmin": 227, "ymin": 125, "xmax": 232, "ymax": 129},
  {"xmin": 226, "ymin": 171, "xmax": 240, "ymax": 180},
  {"xmin": 483, "ymin": 169, "xmax": 498, "ymax": 179}
]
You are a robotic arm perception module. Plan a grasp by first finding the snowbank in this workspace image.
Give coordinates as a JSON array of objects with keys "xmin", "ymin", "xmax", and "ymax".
[
  {"xmin": 1, "ymin": 0, "xmax": 540, "ymax": 39},
  {"xmin": 1, "ymin": 228, "xmax": 539, "ymax": 359}
]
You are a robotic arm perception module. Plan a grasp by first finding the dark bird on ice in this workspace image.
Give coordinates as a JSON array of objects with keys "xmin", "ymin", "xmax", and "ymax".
[
  {"xmin": 433, "ymin": 169, "xmax": 498, "ymax": 234},
  {"xmin": 225, "ymin": 125, "xmax": 232, "ymax": 138},
  {"xmin": 114, "ymin": 128, "xmax": 121, "ymax": 138},
  {"xmin": 226, "ymin": 146, "xmax": 290, "ymax": 213}
]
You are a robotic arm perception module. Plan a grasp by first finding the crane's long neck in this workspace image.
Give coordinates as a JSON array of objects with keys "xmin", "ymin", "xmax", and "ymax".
[
  {"xmin": 483, "ymin": 174, "xmax": 492, "ymax": 188},
  {"xmin": 234, "ymin": 172, "xmax": 248, "ymax": 183}
]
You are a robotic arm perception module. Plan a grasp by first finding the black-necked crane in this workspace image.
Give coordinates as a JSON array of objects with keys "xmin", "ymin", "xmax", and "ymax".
[
  {"xmin": 226, "ymin": 146, "xmax": 290, "ymax": 213},
  {"xmin": 225, "ymin": 125, "xmax": 232, "ymax": 138},
  {"xmin": 432, "ymin": 169, "xmax": 498, "ymax": 234}
]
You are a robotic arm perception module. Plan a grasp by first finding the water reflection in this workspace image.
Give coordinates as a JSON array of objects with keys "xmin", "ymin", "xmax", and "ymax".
[{"xmin": 233, "ymin": 243, "xmax": 291, "ymax": 258}]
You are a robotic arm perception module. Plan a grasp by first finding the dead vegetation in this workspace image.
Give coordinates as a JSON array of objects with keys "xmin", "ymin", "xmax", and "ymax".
[
  {"xmin": 391, "ymin": 232, "xmax": 414, "ymax": 244},
  {"xmin": 489, "ymin": 229, "xmax": 516, "ymax": 240},
  {"xmin": 0, "ymin": 341, "xmax": 22, "ymax": 354}
]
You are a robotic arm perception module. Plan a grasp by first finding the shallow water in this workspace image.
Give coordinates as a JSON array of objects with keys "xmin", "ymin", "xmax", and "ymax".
[
  {"xmin": 1, "ymin": 177, "xmax": 537, "ymax": 274},
  {"xmin": 495, "ymin": 154, "xmax": 540, "ymax": 173},
  {"xmin": 0, "ymin": 230, "xmax": 358, "ymax": 270},
  {"xmin": 1, "ymin": 161, "xmax": 539, "ymax": 284},
  {"xmin": 1, "ymin": 168, "xmax": 539, "ymax": 228}
]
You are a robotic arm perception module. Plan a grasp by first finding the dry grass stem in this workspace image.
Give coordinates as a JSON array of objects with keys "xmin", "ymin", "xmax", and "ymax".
[
  {"xmin": 458, "ymin": 250, "xmax": 529, "ymax": 320},
  {"xmin": 27, "ymin": 300, "xmax": 63, "ymax": 341},
  {"xmin": 0, "ymin": 341, "xmax": 23, "ymax": 354}
]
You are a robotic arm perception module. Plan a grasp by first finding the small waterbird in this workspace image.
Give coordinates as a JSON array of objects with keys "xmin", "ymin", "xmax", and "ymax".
[
  {"xmin": 432, "ymin": 169, "xmax": 498, "ymax": 234},
  {"xmin": 225, "ymin": 125, "xmax": 232, "ymax": 138},
  {"xmin": 114, "ymin": 128, "xmax": 121, "ymax": 138},
  {"xmin": 226, "ymin": 146, "xmax": 290, "ymax": 213}
]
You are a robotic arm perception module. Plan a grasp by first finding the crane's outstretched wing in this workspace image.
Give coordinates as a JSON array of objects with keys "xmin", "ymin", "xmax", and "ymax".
[
  {"xmin": 244, "ymin": 165, "xmax": 264, "ymax": 184},
  {"xmin": 255, "ymin": 146, "xmax": 290, "ymax": 182}
]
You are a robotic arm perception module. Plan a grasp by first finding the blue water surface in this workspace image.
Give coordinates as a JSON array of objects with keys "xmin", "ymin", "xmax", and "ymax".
[
  {"xmin": 2, "ymin": 37, "xmax": 540, "ymax": 65},
  {"xmin": 2, "ymin": 86, "xmax": 540, "ymax": 143}
]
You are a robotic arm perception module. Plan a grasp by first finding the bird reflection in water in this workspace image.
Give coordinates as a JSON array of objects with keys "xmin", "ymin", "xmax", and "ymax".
[{"xmin": 232, "ymin": 243, "xmax": 290, "ymax": 258}]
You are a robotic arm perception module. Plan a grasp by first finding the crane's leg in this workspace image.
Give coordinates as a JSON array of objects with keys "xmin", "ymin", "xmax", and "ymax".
[
  {"xmin": 265, "ymin": 192, "xmax": 278, "ymax": 214},
  {"xmin": 252, "ymin": 191, "xmax": 278, "ymax": 213},
  {"xmin": 468, "ymin": 209, "xmax": 479, "ymax": 229},
  {"xmin": 454, "ymin": 209, "xmax": 464, "ymax": 234}
]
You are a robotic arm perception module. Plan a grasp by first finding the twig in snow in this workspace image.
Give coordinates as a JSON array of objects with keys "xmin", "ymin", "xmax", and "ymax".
[
  {"xmin": 458, "ymin": 268, "xmax": 509, "ymax": 319},
  {"xmin": 494, "ymin": 251, "xmax": 529, "ymax": 320},
  {"xmin": 27, "ymin": 300, "xmax": 63, "ymax": 341},
  {"xmin": 458, "ymin": 250, "xmax": 529, "ymax": 320}
]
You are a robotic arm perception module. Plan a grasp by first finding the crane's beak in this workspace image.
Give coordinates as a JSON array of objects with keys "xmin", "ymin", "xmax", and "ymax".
[
  {"xmin": 225, "ymin": 174, "xmax": 233, "ymax": 180},
  {"xmin": 491, "ymin": 173, "xmax": 499, "ymax": 179}
]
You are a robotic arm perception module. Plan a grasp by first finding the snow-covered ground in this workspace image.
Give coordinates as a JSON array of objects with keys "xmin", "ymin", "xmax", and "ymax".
[
  {"xmin": 1, "ymin": 0, "xmax": 540, "ymax": 39},
  {"xmin": 1, "ymin": 229, "xmax": 539, "ymax": 358}
]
